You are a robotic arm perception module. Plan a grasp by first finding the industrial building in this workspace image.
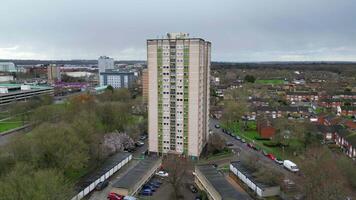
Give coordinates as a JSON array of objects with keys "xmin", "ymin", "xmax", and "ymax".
[
  {"xmin": 147, "ymin": 32, "xmax": 211, "ymax": 158},
  {"xmin": 111, "ymin": 156, "xmax": 161, "ymax": 196},
  {"xmin": 0, "ymin": 84, "xmax": 54, "ymax": 106},
  {"xmin": 195, "ymin": 165, "xmax": 251, "ymax": 200}
]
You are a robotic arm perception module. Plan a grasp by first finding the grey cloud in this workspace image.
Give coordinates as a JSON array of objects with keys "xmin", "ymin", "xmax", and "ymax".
[{"xmin": 0, "ymin": 0, "xmax": 355, "ymax": 61}]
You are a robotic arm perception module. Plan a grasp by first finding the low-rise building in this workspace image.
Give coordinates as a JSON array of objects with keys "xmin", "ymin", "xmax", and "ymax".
[
  {"xmin": 286, "ymin": 91, "xmax": 319, "ymax": 102},
  {"xmin": 111, "ymin": 156, "xmax": 161, "ymax": 196},
  {"xmin": 99, "ymin": 69, "xmax": 137, "ymax": 88},
  {"xmin": 257, "ymin": 119, "xmax": 276, "ymax": 139},
  {"xmin": 0, "ymin": 84, "xmax": 54, "ymax": 106},
  {"xmin": 230, "ymin": 161, "xmax": 280, "ymax": 198},
  {"xmin": 195, "ymin": 164, "xmax": 251, "ymax": 200}
]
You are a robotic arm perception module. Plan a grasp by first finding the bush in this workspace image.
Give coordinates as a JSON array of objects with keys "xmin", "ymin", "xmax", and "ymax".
[
  {"xmin": 254, "ymin": 137, "xmax": 271, "ymax": 141},
  {"xmin": 263, "ymin": 141, "xmax": 280, "ymax": 147}
]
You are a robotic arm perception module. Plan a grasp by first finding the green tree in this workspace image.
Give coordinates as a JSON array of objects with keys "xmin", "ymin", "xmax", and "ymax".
[
  {"xmin": 0, "ymin": 164, "xmax": 73, "ymax": 200},
  {"xmin": 244, "ymin": 75, "xmax": 256, "ymax": 83}
]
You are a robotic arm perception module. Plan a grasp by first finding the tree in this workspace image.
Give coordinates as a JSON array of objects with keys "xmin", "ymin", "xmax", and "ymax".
[
  {"xmin": 221, "ymin": 100, "xmax": 248, "ymax": 127},
  {"xmin": 164, "ymin": 155, "xmax": 190, "ymax": 200},
  {"xmin": 244, "ymin": 75, "xmax": 256, "ymax": 83},
  {"xmin": 300, "ymin": 147, "xmax": 348, "ymax": 200},
  {"xmin": 207, "ymin": 133, "xmax": 226, "ymax": 154},
  {"xmin": 0, "ymin": 164, "xmax": 73, "ymax": 200}
]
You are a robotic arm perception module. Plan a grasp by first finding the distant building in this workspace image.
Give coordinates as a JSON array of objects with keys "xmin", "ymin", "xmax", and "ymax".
[
  {"xmin": 142, "ymin": 69, "xmax": 148, "ymax": 100},
  {"xmin": 147, "ymin": 33, "xmax": 211, "ymax": 158},
  {"xmin": 0, "ymin": 75, "xmax": 14, "ymax": 83},
  {"xmin": 99, "ymin": 69, "xmax": 136, "ymax": 88},
  {"xmin": 0, "ymin": 84, "xmax": 53, "ymax": 106},
  {"xmin": 98, "ymin": 56, "xmax": 114, "ymax": 73},
  {"xmin": 0, "ymin": 62, "xmax": 17, "ymax": 72},
  {"xmin": 47, "ymin": 64, "xmax": 61, "ymax": 84}
]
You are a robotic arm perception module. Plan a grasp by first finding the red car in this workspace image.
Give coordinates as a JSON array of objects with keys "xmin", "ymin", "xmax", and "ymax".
[
  {"xmin": 107, "ymin": 192, "xmax": 124, "ymax": 200},
  {"xmin": 266, "ymin": 153, "xmax": 275, "ymax": 160}
]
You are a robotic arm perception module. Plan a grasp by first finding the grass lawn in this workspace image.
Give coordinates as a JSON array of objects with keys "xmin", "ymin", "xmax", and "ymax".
[
  {"xmin": 222, "ymin": 121, "xmax": 297, "ymax": 159},
  {"xmin": 0, "ymin": 116, "xmax": 26, "ymax": 134},
  {"xmin": 255, "ymin": 79, "xmax": 285, "ymax": 84}
]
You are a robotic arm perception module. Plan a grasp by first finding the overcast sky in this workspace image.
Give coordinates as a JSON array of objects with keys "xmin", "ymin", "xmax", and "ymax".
[{"xmin": 1, "ymin": 0, "xmax": 355, "ymax": 61}]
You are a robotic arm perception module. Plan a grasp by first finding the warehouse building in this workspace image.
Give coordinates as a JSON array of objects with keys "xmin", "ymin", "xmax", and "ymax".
[
  {"xmin": 71, "ymin": 153, "xmax": 132, "ymax": 200},
  {"xmin": 111, "ymin": 156, "xmax": 162, "ymax": 196},
  {"xmin": 0, "ymin": 84, "xmax": 54, "ymax": 106},
  {"xmin": 195, "ymin": 165, "xmax": 251, "ymax": 200},
  {"xmin": 230, "ymin": 161, "xmax": 280, "ymax": 198}
]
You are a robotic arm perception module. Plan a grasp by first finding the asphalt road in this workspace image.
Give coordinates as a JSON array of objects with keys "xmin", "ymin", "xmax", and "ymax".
[{"xmin": 209, "ymin": 118, "xmax": 296, "ymax": 178}]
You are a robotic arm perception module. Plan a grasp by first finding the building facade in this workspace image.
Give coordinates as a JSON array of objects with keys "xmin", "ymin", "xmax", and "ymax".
[
  {"xmin": 147, "ymin": 33, "xmax": 211, "ymax": 158},
  {"xmin": 47, "ymin": 64, "xmax": 61, "ymax": 84},
  {"xmin": 142, "ymin": 69, "xmax": 149, "ymax": 101},
  {"xmin": 0, "ymin": 62, "xmax": 17, "ymax": 72},
  {"xmin": 99, "ymin": 69, "xmax": 136, "ymax": 88},
  {"xmin": 98, "ymin": 56, "xmax": 114, "ymax": 73}
]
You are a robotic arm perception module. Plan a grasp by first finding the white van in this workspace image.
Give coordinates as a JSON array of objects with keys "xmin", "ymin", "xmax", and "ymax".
[{"xmin": 283, "ymin": 160, "xmax": 299, "ymax": 172}]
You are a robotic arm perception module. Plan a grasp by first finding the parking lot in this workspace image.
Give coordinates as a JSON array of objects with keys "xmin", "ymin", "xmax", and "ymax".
[{"xmin": 138, "ymin": 174, "xmax": 198, "ymax": 200}]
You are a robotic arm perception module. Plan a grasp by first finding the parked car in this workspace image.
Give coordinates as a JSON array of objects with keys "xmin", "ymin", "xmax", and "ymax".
[
  {"xmin": 283, "ymin": 160, "xmax": 299, "ymax": 172},
  {"xmin": 247, "ymin": 143, "xmax": 254, "ymax": 148},
  {"xmin": 262, "ymin": 150, "xmax": 268, "ymax": 156},
  {"xmin": 235, "ymin": 136, "xmax": 241, "ymax": 140},
  {"xmin": 155, "ymin": 170, "xmax": 169, "ymax": 177},
  {"xmin": 95, "ymin": 180, "xmax": 109, "ymax": 191},
  {"xmin": 189, "ymin": 184, "xmax": 198, "ymax": 193},
  {"xmin": 140, "ymin": 189, "xmax": 153, "ymax": 196},
  {"xmin": 151, "ymin": 179, "xmax": 162, "ymax": 185},
  {"xmin": 215, "ymin": 124, "xmax": 220, "ymax": 129},
  {"xmin": 123, "ymin": 196, "xmax": 137, "ymax": 200},
  {"xmin": 274, "ymin": 158, "xmax": 284, "ymax": 165},
  {"xmin": 147, "ymin": 182, "xmax": 160, "ymax": 188},
  {"xmin": 143, "ymin": 185, "xmax": 156, "ymax": 192},
  {"xmin": 135, "ymin": 141, "xmax": 144, "ymax": 147},
  {"xmin": 140, "ymin": 135, "xmax": 147, "ymax": 140},
  {"xmin": 241, "ymin": 139, "xmax": 246, "ymax": 143},
  {"xmin": 226, "ymin": 142, "xmax": 234, "ymax": 147},
  {"xmin": 222, "ymin": 128, "xmax": 226, "ymax": 133},
  {"xmin": 107, "ymin": 192, "xmax": 124, "ymax": 200},
  {"xmin": 266, "ymin": 153, "xmax": 276, "ymax": 160}
]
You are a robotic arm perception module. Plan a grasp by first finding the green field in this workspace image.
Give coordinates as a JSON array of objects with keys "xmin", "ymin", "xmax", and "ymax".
[
  {"xmin": 0, "ymin": 116, "xmax": 25, "ymax": 134},
  {"xmin": 255, "ymin": 79, "xmax": 285, "ymax": 84},
  {"xmin": 223, "ymin": 121, "xmax": 288, "ymax": 159}
]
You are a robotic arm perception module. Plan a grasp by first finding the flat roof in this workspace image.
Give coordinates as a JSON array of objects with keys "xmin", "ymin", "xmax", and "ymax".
[
  {"xmin": 112, "ymin": 156, "xmax": 161, "ymax": 190},
  {"xmin": 196, "ymin": 165, "xmax": 251, "ymax": 200},
  {"xmin": 75, "ymin": 152, "xmax": 131, "ymax": 192},
  {"xmin": 230, "ymin": 161, "xmax": 278, "ymax": 189}
]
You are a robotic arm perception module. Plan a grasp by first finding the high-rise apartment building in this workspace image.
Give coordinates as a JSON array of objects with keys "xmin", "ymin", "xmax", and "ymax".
[
  {"xmin": 47, "ymin": 64, "xmax": 61, "ymax": 84},
  {"xmin": 142, "ymin": 69, "xmax": 149, "ymax": 101},
  {"xmin": 147, "ymin": 33, "xmax": 211, "ymax": 158},
  {"xmin": 98, "ymin": 56, "xmax": 115, "ymax": 86}
]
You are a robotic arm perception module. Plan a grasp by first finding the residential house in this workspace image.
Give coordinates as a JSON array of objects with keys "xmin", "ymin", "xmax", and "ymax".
[
  {"xmin": 341, "ymin": 106, "xmax": 356, "ymax": 116},
  {"xmin": 285, "ymin": 91, "xmax": 319, "ymax": 102},
  {"xmin": 257, "ymin": 119, "xmax": 276, "ymax": 139}
]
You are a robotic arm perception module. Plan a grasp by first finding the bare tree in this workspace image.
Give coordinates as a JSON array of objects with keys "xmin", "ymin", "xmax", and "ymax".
[{"xmin": 163, "ymin": 155, "xmax": 190, "ymax": 200}]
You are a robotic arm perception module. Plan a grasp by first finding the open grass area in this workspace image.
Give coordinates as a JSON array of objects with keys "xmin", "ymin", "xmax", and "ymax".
[
  {"xmin": 0, "ymin": 116, "xmax": 26, "ymax": 134},
  {"xmin": 255, "ymin": 79, "xmax": 285, "ymax": 84},
  {"xmin": 222, "ymin": 121, "xmax": 298, "ymax": 159}
]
